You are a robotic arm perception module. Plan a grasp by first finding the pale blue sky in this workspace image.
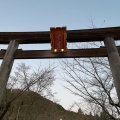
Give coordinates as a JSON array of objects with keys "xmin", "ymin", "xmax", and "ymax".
[
  {"xmin": 0, "ymin": 0, "xmax": 120, "ymax": 32},
  {"xmin": 0, "ymin": 0, "xmax": 120, "ymax": 112}
]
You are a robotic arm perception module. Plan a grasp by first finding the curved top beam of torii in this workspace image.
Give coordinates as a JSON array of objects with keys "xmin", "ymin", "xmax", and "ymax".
[{"xmin": 0, "ymin": 26, "xmax": 120, "ymax": 44}]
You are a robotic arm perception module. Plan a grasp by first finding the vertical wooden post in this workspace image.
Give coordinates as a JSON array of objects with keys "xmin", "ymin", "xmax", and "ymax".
[
  {"xmin": 0, "ymin": 40, "xmax": 19, "ymax": 104},
  {"xmin": 104, "ymin": 37, "xmax": 120, "ymax": 102}
]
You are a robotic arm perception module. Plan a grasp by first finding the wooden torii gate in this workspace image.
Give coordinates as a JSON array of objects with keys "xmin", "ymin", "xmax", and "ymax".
[{"xmin": 0, "ymin": 26, "xmax": 120, "ymax": 105}]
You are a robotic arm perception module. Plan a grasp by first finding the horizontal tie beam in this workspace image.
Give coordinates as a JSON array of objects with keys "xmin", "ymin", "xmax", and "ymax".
[{"xmin": 0, "ymin": 47, "xmax": 120, "ymax": 59}]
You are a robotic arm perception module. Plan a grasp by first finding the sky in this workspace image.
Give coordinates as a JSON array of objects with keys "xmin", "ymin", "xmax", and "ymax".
[{"xmin": 0, "ymin": 0, "xmax": 120, "ymax": 112}]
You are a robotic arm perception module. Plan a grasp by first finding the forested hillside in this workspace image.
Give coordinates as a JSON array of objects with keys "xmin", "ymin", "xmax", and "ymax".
[{"xmin": 0, "ymin": 89, "xmax": 97, "ymax": 120}]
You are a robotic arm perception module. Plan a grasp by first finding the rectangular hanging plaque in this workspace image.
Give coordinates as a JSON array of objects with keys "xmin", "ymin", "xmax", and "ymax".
[{"xmin": 50, "ymin": 27, "xmax": 67, "ymax": 53}]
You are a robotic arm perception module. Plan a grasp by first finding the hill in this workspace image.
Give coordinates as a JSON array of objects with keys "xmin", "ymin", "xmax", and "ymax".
[{"xmin": 0, "ymin": 89, "xmax": 95, "ymax": 120}]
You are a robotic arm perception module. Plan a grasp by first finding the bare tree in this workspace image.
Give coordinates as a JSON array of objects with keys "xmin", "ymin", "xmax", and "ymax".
[
  {"xmin": 0, "ymin": 62, "xmax": 55, "ymax": 119},
  {"xmin": 60, "ymin": 42, "xmax": 120, "ymax": 120}
]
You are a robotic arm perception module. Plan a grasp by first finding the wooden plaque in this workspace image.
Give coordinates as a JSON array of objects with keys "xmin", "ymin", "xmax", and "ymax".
[{"xmin": 50, "ymin": 27, "xmax": 67, "ymax": 53}]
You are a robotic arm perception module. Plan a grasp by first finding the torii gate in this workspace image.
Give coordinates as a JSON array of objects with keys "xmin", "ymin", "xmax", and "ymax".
[{"xmin": 0, "ymin": 26, "xmax": 120, "ymax": 105}]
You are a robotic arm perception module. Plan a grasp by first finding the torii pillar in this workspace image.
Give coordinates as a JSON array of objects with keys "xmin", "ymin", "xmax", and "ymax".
[
  {"xmin": 0, "ymin": 40, "xmax": 19, "ymax": 105},
  {"xmin": 104, "ymin": 37, "xmax": 120, "ymax": 102}
]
